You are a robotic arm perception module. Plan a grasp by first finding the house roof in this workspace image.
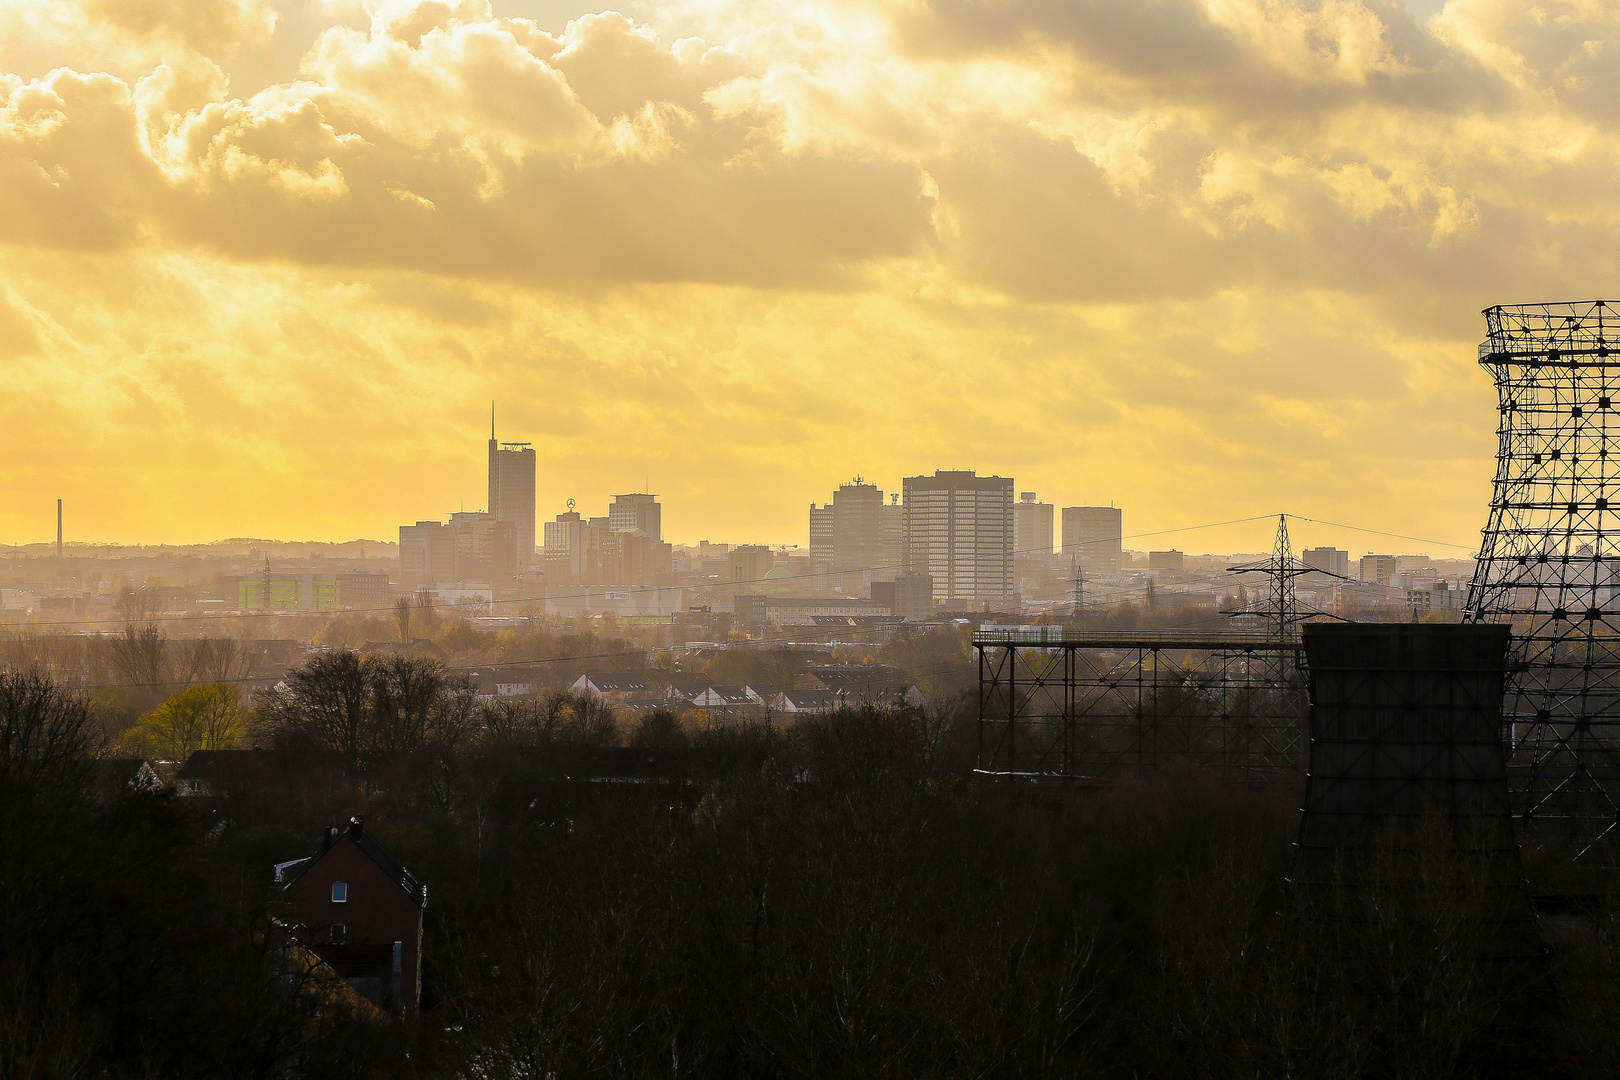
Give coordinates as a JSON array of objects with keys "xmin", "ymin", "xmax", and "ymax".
[
  {"xmin": 777, "ymin": 689, "xmax": 841, "ymax": 709},
  {"xmin": 280, "ymin": 816, "xmax": 427, "ymax": 908},
  {"xmin": 579, "ymin": 672, "xmax": 652, "ymax": 692},
  {"xmin": 804, "ymin": 664, "xmax": 907, "ymax": 690},
  {"xmin": 701, "ymin": 685, "xmax": 754, "ymax": 705}
]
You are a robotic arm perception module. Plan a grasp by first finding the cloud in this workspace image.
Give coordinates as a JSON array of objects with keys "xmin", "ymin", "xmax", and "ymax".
[
  {"xmin": 77, "ymin": 0, "xmax": 278, "ymax": 55},
  {"xmin": 0, "ymin": 5, "xmax": 938, "ymax": 286},
  {"xmin": 2, "ymin": 0, "xmax": 1620, "ymax": 547}
]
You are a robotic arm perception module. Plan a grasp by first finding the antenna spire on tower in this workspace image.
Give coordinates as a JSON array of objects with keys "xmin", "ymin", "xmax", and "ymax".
[{"xmin": 490, "ymin": 400, "xmax": 495, "ymax": 441}]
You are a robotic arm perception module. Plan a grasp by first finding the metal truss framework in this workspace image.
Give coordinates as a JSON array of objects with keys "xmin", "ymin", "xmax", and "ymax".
[
  {"xmin": 1465, "ymin": 300, "xmax": 1620, "ymax": 856},
  {"xmin": 975, "ymin": 633, "xmax": 1308, "ymax": 782}
]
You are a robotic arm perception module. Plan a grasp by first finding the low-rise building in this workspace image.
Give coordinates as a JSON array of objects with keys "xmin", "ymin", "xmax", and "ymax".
[
  {"xmin": 734, "ymin": 595, "xmax": 892, "ymax": 631},
  {"xmin": 275, "ymin": 817, "xmax": 426, "ymax": 1022},
  {"xmin": 240, "ymin": 573, "xmax": 340, "ymax": 612}
]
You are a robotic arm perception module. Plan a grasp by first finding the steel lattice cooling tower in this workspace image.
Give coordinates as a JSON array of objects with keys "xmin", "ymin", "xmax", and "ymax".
[{"xmin": 1465, "ymin": 300, "xmax": 1620, "ymax": 857}]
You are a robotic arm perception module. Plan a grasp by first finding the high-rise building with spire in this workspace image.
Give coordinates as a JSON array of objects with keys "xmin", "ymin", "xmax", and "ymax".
[{"xmin": 488, "ymin": 405, "xmax": 537, "ymax": 568}]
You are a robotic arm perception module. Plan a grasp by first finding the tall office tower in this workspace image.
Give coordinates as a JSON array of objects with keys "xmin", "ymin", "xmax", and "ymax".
[
  {"xmin": 901, "ymin": 470, "xmax": 1014, "ymax": 609},
  {"xmin": 488, "ymin": 419, "xmax": 537, "ymax": 568},
  {"xmin": 809, "ymin": 502, "xmax": 835, "ymax": 588},
  {"xmin": 1014, "ymin": 492, "xmax": 1055, "ymax": 556},
  {"xmin": 584, "ymin": 516, "xmax": 613, "ymax": 582},
  {"xmin": 543, "ymin": 509, "xmax": 585, "ymax": 584},
  {"xmin": 1302, "ymin": 547, "xmax": 1351, "ymax": 578},
  {"xmin": 399, "ymin": 521, "xmax": 458, "ymax": 586},
  {"xmin": 831, "ymin": 479, "xmax": 888, "ymax": 589},
  {"xmin": 1061, "ymin": 506, "xmax": 1123, "ymax": 576},
  {"xmin": 608, "ymin": 493, "xmax": 661, "ymax": 541},
  {"xmin": 448, "ymin": 511, "xmax": 495, "ymax": 581},
  {"xmin": 879, "ymin": 494, "xmax": 904, "ymax": 579}
]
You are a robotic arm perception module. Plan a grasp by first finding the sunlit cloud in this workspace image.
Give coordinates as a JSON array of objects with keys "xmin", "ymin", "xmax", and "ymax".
[{"xmin": 1, "ymin": 0, "xmax": 1616, "ymax": 549}]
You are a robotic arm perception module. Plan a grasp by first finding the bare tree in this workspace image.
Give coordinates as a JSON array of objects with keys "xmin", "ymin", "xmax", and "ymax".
[
  {"xmin": 179, "ymin": 636, "xmax": 254, "ymax": 686},
  {"xmin": 108, "ymin": 624, "xmax": 169, "ymax": 694},
  {"xmin": 0, "ymin": 669, "xmax": 94, "ymax": 805},
  {"xmin": 558, "ymin": 692, "xmax": 618, "ymax": 747},
  {"xmin": 393, "ymin": 596, "xmax": 414, "ymax": 643},
  {"xmin": 257, "ymin": 650, "xmax": 370, "ymax": 778},
  {"xmin": 479, "ymin": 694, "xmax": 570, "ymax": 748},
  {"xmin": 111, "ymin": 586, "xmax": 162, "ymax": 626},
  {"xmin": 369, "ymin": 654, "xmax": 453, "ymax": 758}
]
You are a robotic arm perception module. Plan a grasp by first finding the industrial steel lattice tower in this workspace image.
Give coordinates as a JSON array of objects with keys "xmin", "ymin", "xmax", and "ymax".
[{"xmin": 1465, "ymin": 300, "xmax": 1620, "ymax": 856}]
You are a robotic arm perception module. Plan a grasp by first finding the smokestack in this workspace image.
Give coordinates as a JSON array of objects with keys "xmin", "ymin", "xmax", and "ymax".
[{"xmin": 56, "ymin": 499, "xmax": 62, "ymax": 560}]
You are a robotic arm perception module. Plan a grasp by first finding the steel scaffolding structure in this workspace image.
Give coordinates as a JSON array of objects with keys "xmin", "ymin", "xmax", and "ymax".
[
  {"xmin": 1465, "ymin": 300, "xmax": 1620, "ymax": 857},
  {"xmin": 977, "ymin": 517, "xmax": 1314, "ymax": 782},
  {"xmin": 974, "ymin": 631, "xmax": 1307, "ymax": 781}
]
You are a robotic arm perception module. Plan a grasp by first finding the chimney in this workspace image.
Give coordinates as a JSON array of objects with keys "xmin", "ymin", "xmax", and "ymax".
[
  {"xmin": 349, "ymin": 815, "xmax": 363, "ymax": 837},
  {"xmin": 56, "ymin": 499, "xmax": 62, "ymax": 560}
]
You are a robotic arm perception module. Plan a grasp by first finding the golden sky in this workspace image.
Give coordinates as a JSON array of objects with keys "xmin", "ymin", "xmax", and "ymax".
[{"xmin": 1, "ymin": 0, "xmax": 1614, "ymax": 552}]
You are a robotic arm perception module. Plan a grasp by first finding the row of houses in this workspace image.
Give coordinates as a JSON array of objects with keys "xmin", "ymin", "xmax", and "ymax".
[{"xmin": 563, "ymin": 668, "xmax": 926, "ymax": 716}]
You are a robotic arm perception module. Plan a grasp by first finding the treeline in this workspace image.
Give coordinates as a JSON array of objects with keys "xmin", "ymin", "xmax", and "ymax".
[
  {"xmin": 14, "ymin": 655, "xmax": 1620, "ymax": 1078},
  {"xmin": 0, "ymin": 620, "xmax": 978, "ymax": 768}
]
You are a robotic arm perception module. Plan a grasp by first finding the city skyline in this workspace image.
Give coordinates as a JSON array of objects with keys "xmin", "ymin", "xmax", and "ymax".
[
  {"xmin": 2, "ymin": 412, "xmax": 1477, "ymax": 556},
  {"xmin": 3, "ymin": 0, "xmax": 1597, "ymax": 550},
  {"xmin": 7, "ymin": 4, "xmax": 1615, "ymax": 1068}
]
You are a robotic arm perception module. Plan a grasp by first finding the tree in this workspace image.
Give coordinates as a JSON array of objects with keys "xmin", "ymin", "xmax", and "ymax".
[
  {"xmin": 258, "ymin": 649, "xmax": 475, "ymax": 777},
  {"xmin": 369, "ymin": 654, "xmax": 474, "ymax": 758},
  {"xmin": 180, "ymin": 637, "xmax": 254, "ymax": 685},
  {"xmin": 559, "ymin": 692, "xmax": 618, "ymax": 747},
  {"xmin": 0, "ymin": 668, "xmax": 94, "ymax": 806},
  {"xmin": 112, "ymin": 585, "xmax": 162, "ymax": 626},
  {"xmin": 123, "ymin": 683, "xmax": 242, "ymax": 762},
  {"xmin": 394, "ymin": 596, "xmax": 414, "ymax": 643},
  {"xmin": 109, "ymin": 623, "xmax": 169, "ymax": 693},
  {"xmin": 479, "ymin": 693, "xmax": 571, "ymax": 748},
  {"xmin": 258, "ymin": 649, "xmax": 371, "ymax": 778},
  {"xmin": 629, "ymin": 707, "xmax": 686, "ymax": 748}
]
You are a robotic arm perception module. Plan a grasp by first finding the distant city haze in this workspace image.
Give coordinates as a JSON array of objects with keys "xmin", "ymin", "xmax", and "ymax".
[{"xmin": 4, "ymin": 0, "xmax": 1610, "ymax": 548}]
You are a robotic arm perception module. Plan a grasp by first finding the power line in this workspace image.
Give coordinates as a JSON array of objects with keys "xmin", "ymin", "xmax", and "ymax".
[{"xmin": 1285, "ymin": 516, "xmax": 1478, "ymax": 552}]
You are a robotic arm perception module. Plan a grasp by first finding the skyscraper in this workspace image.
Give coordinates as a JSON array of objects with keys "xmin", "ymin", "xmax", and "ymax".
[
  {"xmin": 608, "ymin": 493, "xmax": 661, "ymax": 541},
  {"xmin": 809, "ymin": 503, "xmax": 834, "ymax": 564},
  {"xmin": 488, "ymin": 412, "xmax": 537, "ymax": 568},
  {"xmin": 901, "ymin": 470, "xmax": 1014, "ymax": 609},
  {"xmin": 1014, "ymin": 492, "xmax": 1054, "ymax": 556},
  {"xmin": 1062, "ymin": 506, "xmax": 1123, "ymax": 576},
  {"xmin": 543, "ymin": 508, "xmax": 585, "ymax": 584},
  {"xmin": 399, "ymin": 520, "xmax": 457, "ymax": 585},
  {"xmin": 879, "ymin": 494, "xmax": 904, "ymax": 580}
]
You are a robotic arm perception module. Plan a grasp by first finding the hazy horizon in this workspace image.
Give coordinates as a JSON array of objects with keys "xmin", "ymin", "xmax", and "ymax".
[{"xmin": 4, "ymin": 0, "xmax": 1608, "ymax": 551}]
